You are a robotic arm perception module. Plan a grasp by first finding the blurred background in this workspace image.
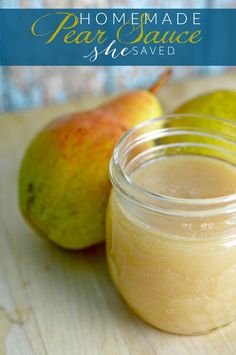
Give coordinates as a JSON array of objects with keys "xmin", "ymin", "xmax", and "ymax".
[{"xmin": 0, "ymin": 0, "xmax": 235, "ymax": 113}]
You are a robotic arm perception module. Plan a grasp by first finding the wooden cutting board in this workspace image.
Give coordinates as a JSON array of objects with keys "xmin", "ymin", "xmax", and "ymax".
[{"xmin": 1, "ymin": 73, "xmax": 236, "ymax": 355}]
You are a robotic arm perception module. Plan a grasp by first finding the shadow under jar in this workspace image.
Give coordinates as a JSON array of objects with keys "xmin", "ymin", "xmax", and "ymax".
[{"xmin": 106, "ymin": 114, "xmax": 236, "ymax": 335}]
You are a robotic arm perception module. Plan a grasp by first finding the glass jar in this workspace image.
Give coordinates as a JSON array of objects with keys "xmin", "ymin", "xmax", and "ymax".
[{"xmin": 106, "ymin": 114, "xmax": 236, "ymax": 335}]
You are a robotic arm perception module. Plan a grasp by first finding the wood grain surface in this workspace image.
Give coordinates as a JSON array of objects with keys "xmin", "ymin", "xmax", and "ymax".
[{"xmin": 1, "ymin": 74, "xmax": 236, "ymax": 355}]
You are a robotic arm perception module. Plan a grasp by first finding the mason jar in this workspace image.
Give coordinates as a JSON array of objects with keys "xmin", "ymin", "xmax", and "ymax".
[{"xmin": 106, "ymin": 114, "xmax": 236, "ymax": 335}]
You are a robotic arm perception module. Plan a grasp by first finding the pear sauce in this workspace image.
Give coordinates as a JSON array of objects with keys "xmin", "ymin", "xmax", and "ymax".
[{"xmin": 106, "ymin": 155, "xmax": 236, "ymax": 335}]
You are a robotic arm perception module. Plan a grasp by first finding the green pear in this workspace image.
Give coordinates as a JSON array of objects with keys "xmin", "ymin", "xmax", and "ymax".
[
  {"xmin": 173, "ymin": 90, "xmax": 236, "ymax": 136},
  {"xmin": 175, "ymin": 90, "xmax": 236, "ymax": 120},
  {"xmin": 165, "ymin": 90, "xmax": 236, "ymax": 160},
  {"xmin": 19, "ymin": 70, "xmax": 171, "ymax": 250}
]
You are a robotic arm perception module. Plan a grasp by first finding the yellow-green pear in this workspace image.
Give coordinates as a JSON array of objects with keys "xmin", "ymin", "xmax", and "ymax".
[
  {"xmin": 19, "ymin": 70, "xmax": 171, "ymax": 250},
  {"xmin": 173, "ymin": 90, "xmax": 236, "ymax": 136},
  {"xmin": 164, "ymin": 90, "xmax": 236, "ymax": 161},
  {"xmin": 175, "ymin": 90, "xmax": 236, "ymax": 120}
]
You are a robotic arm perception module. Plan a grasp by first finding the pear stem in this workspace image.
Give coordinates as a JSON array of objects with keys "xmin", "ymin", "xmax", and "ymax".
[{"xmin": 149, "ymin": 68, "xmax": 172, "ymax": 94}]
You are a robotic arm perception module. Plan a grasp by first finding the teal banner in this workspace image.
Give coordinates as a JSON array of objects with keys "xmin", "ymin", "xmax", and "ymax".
[{"xmin": 0, "ymin": 9, "xmax": 235, "ymax": 65}]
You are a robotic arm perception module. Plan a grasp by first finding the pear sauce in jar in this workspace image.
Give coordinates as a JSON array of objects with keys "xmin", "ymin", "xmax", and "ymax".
[{"xmin": 106, "ymin": 115, "xmax": 236, "ymax": 335}]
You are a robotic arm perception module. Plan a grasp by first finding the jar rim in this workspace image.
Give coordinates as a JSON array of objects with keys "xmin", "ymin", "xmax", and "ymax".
[{"xmin": 109, "ymin": 114, "xmax": 236, "ymax": 217}]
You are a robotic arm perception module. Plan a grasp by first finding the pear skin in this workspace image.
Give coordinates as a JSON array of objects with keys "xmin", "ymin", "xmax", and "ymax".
[{"xmin": 19, "ymin": 71, "xmax": 171, "ymax": 250}]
